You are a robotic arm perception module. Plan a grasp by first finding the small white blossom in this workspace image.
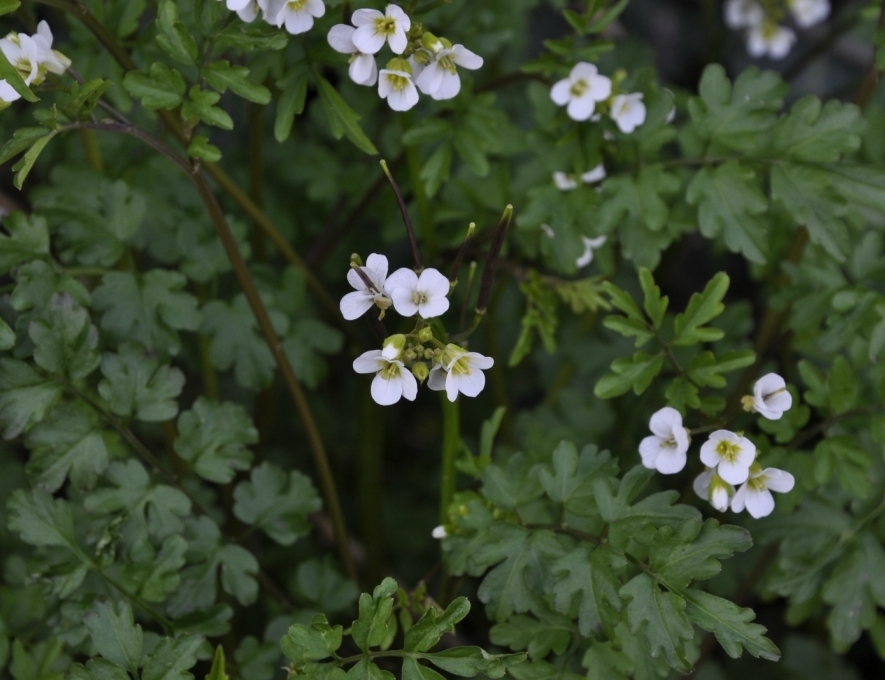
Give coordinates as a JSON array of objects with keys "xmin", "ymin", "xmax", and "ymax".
[
  {"xmin": 340, "ymin": 253, "xmax": 391, "ymax": 320},
  {"xmin": 0, "ymin": 32, "xmax": 43, "ymax": 86},
  {"xmin": 327, "ymin": 24, "xmax": 378, "ymax": 86},
  {"xmin": 428, "ymin": 345, "xmax": 494, "ymax": 402},
  {"xmin": 576, "ymin": 235, "xmax": 607, "ymax": 268},
  {"xmin": 31, "ymin": 22, "xmax": 71, "ymax": 76},
  {"xmin": 220, "ymin": 0, "xmax": 261, "ymax": 22},
  {"xmin": 415, "ymin": 44, "xmax": 483, "ymax": 100},
  {"xmin": 386, "ymin": 267, "xmax": 450, "ymax": 319},
  {"xmin": 266, "ymin": 0, "xmax": 326, "ymax": 35},
  {"xmin": 378, "ymin": 68, "xmax": 419, "ymax": 111},
  {"xmin": 699, "ymin": 430, "xmax": 756, "ymax": 485},
  {"xmin": 432, "ymin": 525, "xmax": 447, "ymax": 539},
  {"xmin": 353, "ymin": 349, "xmax": 418, "ymax": 406},
  {"xmin": 553, "ymin": 172, "xmax": 578, "ymax": 191},
  {"xmin": 581, "ymin": 164, "xmax": 606, "ymax": 184},
  {"xmin": 724, "ymin": 0, "xmax": 764, "ymax": 28},
  {"xmin": 550, "ymin": 62, "xmax": 612, "ymax": 122},
  {"xmin": 352, "ymin": 4, "xmax": 411, "ymax": 55},
  {"xmin": 639, "ymin": 406, "xmax": 690, "ymax": 474},
  {"xmin": 789, "ymin": 0, "xmax": 830, "ymax": 28},
  {"xmin": 747, "ymin": 23, "xmax": 796, "ymax": 59},
  {"xmin": 747, "ymin": 373, "xmax": 793, "ymax": 420},
  {"xmin": 693, "ymin": 468, "xmax": 734, "ymax": 512},
  {"xmin": 731, "ymin": 465, "xmax": 795, "ymax": 518},
  {"xmin": 610, "ymin": 93, "xmax": 646, "ymax": 134}
]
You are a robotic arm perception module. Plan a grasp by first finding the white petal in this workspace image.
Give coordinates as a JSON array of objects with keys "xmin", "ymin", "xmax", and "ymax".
[
  {"xmin": 415, "ymin": 62, "xmax": 444, "ymax": 95},
  {"xmin": 0, "ymin": 79, "xmax": 20, "ymax": 102},
  {"xmin": 761, "ymin": 468, "xmax": 795, "ymax": 493},
  {"xmin": 731, "ymin": 484, "xmax": 748, "ymax": 512},
  {"xmin": 710, "ymin": 485, "xmax": 731, "ymax": 512},
  {"xmin": 364, "ymin": 254, "xmax": 389, "ymax": 283},
  {"xmin": 385, "ymin": 267, "xmax": 417, "ymax": 294},
  {"xmin": 351, "ymin": 8, "xmax": 383, "ymax": 26},
  {"xmin": 431, "ymin": 70, "xmax": 461, "ymax": 100},
  {"xmin": 391, "ymin": 288, "xmax": 420, "ymax": 317},
  {"xmin": 418, "ymin": 268, "xmax": 450, "ymax": 299},
  {"xmin": 765, "ymin": 390, "xmax": 792, "ymax": 414},
  {"xmin": 581, "ymin": 164, "xmax": 606, "ymax": 184},
  {"xmin": 717, "ymin": 459, "xmax": 751, "ymax": 486},
  {"xmin": 432, "ymin": 525, "xmax": 447, "ymax": 539},
  {"xmin": 418, "ymin": 297, "xmax": 449, "ymax": 319},
  {"xmin": 388, "ymin": 28, "xmax": 408, "ymax": 55},
  {"xmin": 639, "ymin": 436, "xmax": 663, "ymax": 469},
  {"xmin": 353, "ymin": 350, "xmax": 384, "ymax": 374},
  {"xmin": 693, "ymin": 470, "xmax": 713, "ymax": 499},
  {"xmin": 649, "ymin": 406, "xmax": 683, "ymax": 439},
  {"xmin": 699, "ymin": 440, "xmax": 721, "ymax": 468},
  {"xmin": 350, "ymin": 55, "xmax": 378, "ymax": 86},
  {"xmin": 655, "ymin": 449, "xmax": 687, "ymax": 475},
  {"xmin": 734, "ymin": 436, "xmax": 757, "ymax": 467},
  {"xmin": 567, "ymin": 95, "xmax": 596, "ymax": 122},
  {"xmin": 306, "ymin": 0, "xmax": 325, "ymax": 17},
  {"xmin": 452, "ymin": 45, "xmax": 483, "ymax": 70},
  {"xmin": 36, "ymin": 21, "xmax": 53, "ymax": 46},
  {"xmin": 570, "ymin": 62, "xmax": 599, "ymax": 81},
  {"xmin": 372, "ymin": 373, "xmax": 404, "ymax": 405},
  {"xmin": 554, "ymin": 172, "xmax": 578, "ymax": 191},
  {"xmin": 347, "ymin": 268, "xmax": 371, "ymax": 291},
  {"xmin": 465, "ymin": 352, "xmax": 494, "ymax": 370},
  {"xmin": 444, "ymin": 372, "xmax": 459, "ymax": 402},
  {"xmin": 399, "ymin": 370, "xmax": 418, "ymax": 401},
  {"xmin": 427, "ymin": 365, "xmax": 446, "ymax": 391},
  {"xmin": 386, "ymin": 81, "xmax": 419, "ymax": 111},
  {"xmin": 284, "ymin": 9, "xmax": 315, "ymax": 35},
  {"xmin": 353, "ymin": 24, "xmax": 386, "ymax": 54},
  {"xmin": 744, "ymin": 488, "xmax": 775, "ymax": 518},
  {"xmin": 328, "ymin": 24, "xmax": 357, "ymax": 53},
  {"xmin": 550, "ymin": 79, "xmax": 572, "ymax": 106},
  {"xmin": 340, "ymin": 291, "xmax": 374, "ymax": 320},
  {"xmin": 386, "ymin": 4, "xmax": 410, "ymax": 29},
  {"xmin": 754, "ymin": 372, "xmax": 785, "ymax": 399},
  {"xmin": 587, "ymin": 74, "xmax": 612, "ymax": 101},
  {"xmin": 453, "ymin": 369, "xmax": 485, "ymax": 398}
]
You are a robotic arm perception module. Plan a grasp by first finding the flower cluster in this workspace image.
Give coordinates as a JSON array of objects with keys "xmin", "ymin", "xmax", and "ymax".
[
  {"xmin": 725, "ymin": 0, "xmax": 829, "ymax": 59},
  {"xmin": 341, "ymin": 254, "xmax": 494, "ymax": 406},
  {"xmin": 550, "ymin": 62, "xmax": 647, "ymax": 132},
  {"xmin": 327, "ymin": 4, "xmax": 483, "ymax": 111},
  {"xmin": 219, "ymin": 0, "xmax": 327, "ymax": 35},
  {"xmin": 639, "ymin": 373, "xmax": 795, "ymax": 518},
  {"xmin": 0, "ymin": 21, "xmax": 70, "ymax": 109}
]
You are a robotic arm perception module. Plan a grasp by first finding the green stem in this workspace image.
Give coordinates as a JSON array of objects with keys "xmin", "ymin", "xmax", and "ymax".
[
  {"xmin": 359, "ymin": 390, "xmax": 386, "ymax": 587},
  {"xmin": 439, "ymin": 396, "xmax": 461, "ymax": 524}
]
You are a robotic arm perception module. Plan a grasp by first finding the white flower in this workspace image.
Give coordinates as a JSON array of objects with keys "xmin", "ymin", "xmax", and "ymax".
[
  {"xmin": 31, "ymin": 22, "xmax": 70, "ymax": 76},
  {"xmin": 553, "ymin": 172, "xmax": 578, "ymax": 191},
  {"xmin": 639, "ymin": 407, "xmax": 690, "ymax": 474},
  {"xmin": 432, "ymin": 525, "xmax": 447, "ymax": 539},
  {"xmin": 352, "ymin": 4, "xmax": 411, "ymax": 55},
  {"xmin": 731, "ymin": 465, "xmax": 795, "ymax": 518},
  {"xmin": 610, "ymin": 93, "xmax": 646, "ymax": 133},
  {"xmin": 0, "ymin": 33, "xmax": 43, "ymax": 86},
  {"xmin": 0, "ymin": 79, "xmax": 21, "ymax": 109},
  {"xmin": 415, "ymin": 44, "xmax": 483, "ymax": 100},
  {"xmin": 428, "ymin": 345, "xmax": 494, "ymax": 402},
  {"xmin": 220, "ymin": 0, "xmax": 260, "ymax": 21},
  {"xmin": 340, "ymin": 253, "xmax": 392, "ymax": 320},
  {"xmin": 353, "ymin": 350, "xmax": 417, "ymax": 406},
  {"xmin": 748, "ymin": 373, "xmax": 793, "ymax": 420},
  {"xmin": 550, "ymin": 62, "xmax": 612, "ymax": 122},
  {"xmin": 378, "ymin": 69, "xmax": 419, "ymax": 111},
  {"xmin": 327, "ymin": 24, "xmax": 378, "ymax": 86},
  {"xmin": 265, "ymin": 0, "xmax": 325, "ymax": 35},
  {"xmin": 576, "ymin": 235, "xmax": 607, "ymax": 268},
  {"xmin": 386, "ymin": 267, "xmax": 450, "ymax": 319},
  {"xmin": 747, "ymin": 23, "xmax": 796, "ymax": 59},
  {"xmin": 724, "ymin": 0, "xmax": 764, "ymax": 28},
  {"xmin": 699, "ymin": 430, "xmax": 756, "ymax": 485},
  {"xmin": 693, "ymin": 469, "xmax": 734, "ymax": 512},
  {"xmin": 581, "ymin": 164, "xmax": 606, "ymax": 184},
  {"xmin": 789, "ymin": 0, "xmax": 830, "ymax": 28}
]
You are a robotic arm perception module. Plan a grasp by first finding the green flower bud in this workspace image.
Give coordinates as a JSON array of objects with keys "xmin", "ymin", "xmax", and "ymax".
[
  {"xmin": 422, "ymin": 32, "xmax": 443, "ymax": 52},
  {"xmin": 350, "ymin": 252, "xmax": 363, "ymax": 267},
  {"xmin": 412, "ymin": 361, "xmax": 430, "ymax": 383},
  {"xmin": 418, "ymin": 326, "xmax": 434, "ymax": 343},
  {"xmin": 386, "ymin": 57, "xmax": 412, "ymax": 74},
  {"xmin": 382, "ymin": 334, "xmax": 407, "ymax": 360}
]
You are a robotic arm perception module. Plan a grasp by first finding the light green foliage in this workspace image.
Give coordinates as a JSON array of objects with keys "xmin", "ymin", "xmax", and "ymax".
[
  {"xmin": 174, "ymin": 398, "xmax": 256, "ymax": 483},
  {"xmin": 233, "ymin": 462, "xmax": 321, "ymax": 545}
]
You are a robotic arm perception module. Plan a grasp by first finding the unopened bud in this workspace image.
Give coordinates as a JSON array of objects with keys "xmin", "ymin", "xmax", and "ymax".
[
  {"xmin": 422, "ymin": 32, "xmax": 443, "ymax": 53},
  {"xmin": 386, "ymin": 57, "xmax": 411, "ymax": 74},
  {"xmin": 440, "ymin": 37, "xmax": 453, "ymax": 50},
  {"xmin": 350, "ymin": 253, "xmax": 364, "ymax": 267},
  {"xmin": 418, "ymin": 326, "xmax": 434, "ymax": 343},
  {"xmin": 412, "ymin": 362, "xmax": 430, "ymax": 383},
  {"xmin": 741, "ymin": 395, "xmax": 755, "ymax": 412},
  {"xmin": 382, "ymin": 334, "xmax": 406, "ymax": 360}
]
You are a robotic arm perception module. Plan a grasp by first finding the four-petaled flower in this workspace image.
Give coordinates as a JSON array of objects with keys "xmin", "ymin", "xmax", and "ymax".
[
  {"xmin": 550, "ymin": 62, "xmax": 612, "ymax": 122},
  {"xmin": 576, "ymin": 235, "xmax": 607, "ymax": 268},
  {"xmin": 386, "ymin": 268, "xmax": 450, "ymax": 319},
  {"xmin": 731, "ymin": 465, "xmax": 795, "ymax": 518},
  {"xmin": 339, "ymin": 253, "xmax": 392, "ymax": 320},
  {"xmin": 639, "ymin": 406, "xmax": 690, "ymax": 474},
  {"xmin": 353, "ymin": 349, "xmax": 418, "ymax": 406},
  {"xmin": 415, "ymin": 44, "xmax": 483, "ymax": 100},
  {"xmin": 378, "ymin": 67, "xmax": 419, "ymax": 111},
  {"xmin": 700, "ymin": 430, "xmax": 755, "ymax": 485},
  {"xmin": 266, "ymin": 0, "xmax": 326, "ymax": 35},
  {"xmin": 428, "ymin": 345, "xmax": 494, "ymax": 402},
  {"xmin": 747, "ymin": 373, "xmax": 792, "ymax": 420},
  {"xmin": 328, "ymin": 24, "xmax": 378, "ymax": 86},
  {"xmin": 352, "ymin": 4, "xmax": 411, "ymax": 55},
  {"xmin": 693, "ymin": 468, "xmax": 734, "ymax": 512},
  {"xmin": 610, "ymin": 93, "xmax": 647, "ymax": 133}
]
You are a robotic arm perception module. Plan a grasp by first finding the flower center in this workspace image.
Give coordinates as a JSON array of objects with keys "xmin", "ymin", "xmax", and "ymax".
[
  {"xmin": 385, "ymin": 73, "xmax": 410, "ymax": 92},
  {"xmin": 747, "ymin": 475, "xmax": 767, "ymax": 492},
  {"xmin": 715, "ymin": 440, "xmax": 741, "ymax": 462},
  {"xmin": 569, "ymin": 78, "xmax": 589, "ymax": 98},
  {"xmin": 661, "ymin": 436, "xmax": 678, "ymax": 449},
  {"xmin": 287, "ymin": 0, "xmax": 308, "ymax": 9},
  {"xmin": 449, "ymin": 356, "xmax": 472, "ymax": 377},
  {"xmin": 379, "ymin": 362, "xmax": 401, "ymax": 380},
  {"xmin": 374, "ymin": 17, "xmax": 398, "ymax": 37},
  {"xmin": 412, "ymin": 290, "xmax": 428, "ymax": 305},
  {"xmin": 439, "ymin": 54, "xmax": 457, "ymax": 74}
]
